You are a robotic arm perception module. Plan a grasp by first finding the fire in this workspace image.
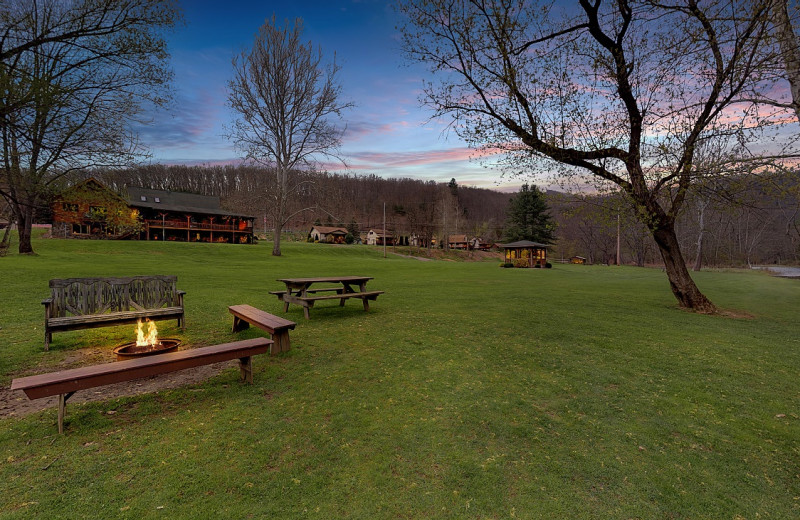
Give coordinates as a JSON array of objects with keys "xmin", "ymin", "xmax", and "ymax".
[{"xmin": 135, "ymin": 318, "xmax": 159, "ymax": 347}]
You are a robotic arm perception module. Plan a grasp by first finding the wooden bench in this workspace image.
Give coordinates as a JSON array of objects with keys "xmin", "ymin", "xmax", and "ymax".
[
  {"xmin": 293, "ymin": 291, "xmax": 384, "ymax": 318},
  {"xmin": 43, "ymin": 276, "xmax": 186, "ymax": 351},
  {"xmin": 228, "ymin": 305, "xmax": 296, "ymax": 353},
  {"xmin": 10, "ymin": 338, "xmax": 271, "ymax": 434}
]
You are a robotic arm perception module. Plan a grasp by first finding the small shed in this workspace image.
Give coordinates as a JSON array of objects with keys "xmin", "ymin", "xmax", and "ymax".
[
  {"xmin": 570, "ymin": 256, "xmax": 587, "ymax": 265},
  {"xmin": 501, "ymin": 240, "xmax": 549, "ymax": 268}
]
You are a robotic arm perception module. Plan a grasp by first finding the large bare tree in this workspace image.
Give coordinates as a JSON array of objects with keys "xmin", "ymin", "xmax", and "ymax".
[
  {"xmin": 226, "ymin": 16, "xmax": 351, "ymax": 256},
  {"xmin": 0, "ymin": 0, "xmax": 180, "ymax": 254},
  {"xmin": 398, "ymin": 0, "xmax": 799, "ymax": 312}
]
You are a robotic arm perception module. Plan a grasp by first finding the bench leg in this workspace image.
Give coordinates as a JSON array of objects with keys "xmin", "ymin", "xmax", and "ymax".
[
  {"xmin": 57, "ymin": 391, "xmax": 75, "ymax": 434},
  {"xmin": 362, "ymin": 298, "xmax": 370, "ymax": 312},
  {"xmin": 232, "ymin": 316, "xmax": 250, "ymax": 333},
  {"xmin": 239, "ymin": 356, "xmax": 253, "ymax": 384},
  {"xmin": 283, "ymin": 301, "xmax": 290, "ymax": 313},
  {"xmin": 272, "ymin": 331, "xmax": 291, "ymax": 354},
  {"xmin": 58, "ymin": 394, "xmax": 66, "ymax": 434},
  {"xmin": 45, "ymin": 331, "xmax": 51, "ymax": 352}
]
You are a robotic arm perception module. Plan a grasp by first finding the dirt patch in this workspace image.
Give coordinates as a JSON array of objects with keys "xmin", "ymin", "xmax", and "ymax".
[{"xmin": 0, "ymin": 346, "xmax": 233, "ymax": 419}]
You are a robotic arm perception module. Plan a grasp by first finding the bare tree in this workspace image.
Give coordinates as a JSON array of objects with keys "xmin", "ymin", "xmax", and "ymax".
[
  {"xmin": 226, "ymin": 16, "xmax": 351, "ymax": 256},
  {"xmin": 398, "ymin": 0, "xmax": 799, "ymax": 312},
  {"xmin": 0, "ymin": 0, "xmax": 180, "ymax": 254}
]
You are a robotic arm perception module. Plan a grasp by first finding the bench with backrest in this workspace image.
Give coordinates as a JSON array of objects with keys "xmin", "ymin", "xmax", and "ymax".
[
  {"xmin": 228, "ymin": 304, "xmax": 296, "ymax": 353},
  {"xmin": 10, "ymin": 338, "xmax": 271, "ymax": 434},
  {"xmin": 43, "ymin": 276, "xmax": 186, "ymax": 351}
]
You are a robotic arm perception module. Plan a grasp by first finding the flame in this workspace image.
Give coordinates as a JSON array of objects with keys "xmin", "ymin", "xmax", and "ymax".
[{"xmin": 135, "ymin": 318, "xmax": 159, "ymax": 347}]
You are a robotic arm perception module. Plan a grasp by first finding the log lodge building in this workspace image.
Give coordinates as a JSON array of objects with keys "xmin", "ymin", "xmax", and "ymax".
[{"xmin": 52, "ymin": 179, "xmax": 255, "ymax": 244}]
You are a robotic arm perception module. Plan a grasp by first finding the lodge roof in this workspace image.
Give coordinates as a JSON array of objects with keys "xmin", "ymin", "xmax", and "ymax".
[
  {"xmin": 501, "ymin": 240, "xmax": 549, "ymax": 249},
  {"xmin": 127, "ymin": 187, "xmax": 255, "ymax": 219}
]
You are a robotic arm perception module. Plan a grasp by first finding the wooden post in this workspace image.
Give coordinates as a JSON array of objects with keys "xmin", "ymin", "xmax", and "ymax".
[
  {"xmin": 239, "ymin": 356, "xmax": 253, "ymax": 384},
  {"xmin": 58, "ymin": 394, "xmax": 66, "ymax": 434},
  {"xmin": 272, "ymin": 331, "xmax": 291, "ymax": 354}
]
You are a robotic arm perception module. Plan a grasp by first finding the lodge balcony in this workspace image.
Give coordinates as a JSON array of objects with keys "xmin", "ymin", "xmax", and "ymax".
[{"xmin": 143, "ymin": 219, "xmax": 254, "ymax": 244}]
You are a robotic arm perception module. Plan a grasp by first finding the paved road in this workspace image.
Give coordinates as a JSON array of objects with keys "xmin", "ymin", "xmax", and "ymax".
[{"xmin": 752, "ymin": 266, "xmax": 800, "ymax": 279}]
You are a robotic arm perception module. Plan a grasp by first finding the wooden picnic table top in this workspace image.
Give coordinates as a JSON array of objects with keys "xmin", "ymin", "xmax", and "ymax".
[{"xmin": 276, "ymin": 276, "xmax": 373, "ymax": 285}]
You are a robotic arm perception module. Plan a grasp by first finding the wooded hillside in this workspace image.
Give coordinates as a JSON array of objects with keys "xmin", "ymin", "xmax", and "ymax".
[{"xmin": 72, "ymin": 164, "xmax": 797, "ymax": 267}]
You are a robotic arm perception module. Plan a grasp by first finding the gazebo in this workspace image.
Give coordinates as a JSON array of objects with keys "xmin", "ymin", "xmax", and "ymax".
[{"xmin": 501, "ymin": 240, "xmax": 549, "ymax": 268}]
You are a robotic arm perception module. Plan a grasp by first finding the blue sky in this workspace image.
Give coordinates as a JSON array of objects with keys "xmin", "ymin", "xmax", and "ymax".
[{"xmin": 139, "ymin": 0, "xmax": 519, "ymax": 191}]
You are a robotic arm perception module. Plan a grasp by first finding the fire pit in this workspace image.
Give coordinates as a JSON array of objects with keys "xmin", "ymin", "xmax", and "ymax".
[
  {"xmin": 113, "ymin": 339, "xmax": 181, "ymax": 360},
  {"xmin": 114, "ymin": 318, "xmax": 181, "ymax": 360}
]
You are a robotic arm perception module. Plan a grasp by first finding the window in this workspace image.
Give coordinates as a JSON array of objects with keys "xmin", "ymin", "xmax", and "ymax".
[
  {"xmin": 140, "ymin": 196, "xmax": 147, "ymax": 202},
  {"xmin": 62, "ymin": 203, "xmax": 78, "ymax": 212},
  {"xmin": 154, "ymin": 197, "xmax": 160, "ymax": 203}
]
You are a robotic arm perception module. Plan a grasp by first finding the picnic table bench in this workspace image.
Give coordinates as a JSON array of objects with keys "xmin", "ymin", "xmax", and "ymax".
[
  {"xmin": 43, "ymin": 276, "xmax": 186, "ymax": 351},
  {"xmin": 272, "ymin": 276, "xmax": 384, "ymax": 319},
  {"xmin": 10, "ymin": 338, "xmax": 271, "ymax": 434},
  {"xmin": 228, "ymin": 304, "xmax": 296, "ymax": 353}
]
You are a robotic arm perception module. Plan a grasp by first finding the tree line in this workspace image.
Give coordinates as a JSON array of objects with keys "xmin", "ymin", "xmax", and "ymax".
[{"xmin": 83, "ymin": 163, "xmax": 798, "ymax": 268}]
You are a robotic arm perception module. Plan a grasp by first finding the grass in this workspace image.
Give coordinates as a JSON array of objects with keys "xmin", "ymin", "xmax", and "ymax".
[{"xmin": 1, "ymin": 232, "xmax": 798, "ymax": 518}]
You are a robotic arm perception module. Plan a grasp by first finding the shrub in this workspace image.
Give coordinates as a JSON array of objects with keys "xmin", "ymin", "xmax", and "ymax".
[
  {"xmin": 513, "ymin": 258, "xmax": 529, "ymax": 268},
  {"xmin": 545, "ymin": 262, "xmax": 552, "ymax": 268},
  {"xmin": 500, "ymin": 262, "xmax": 514, "ymax": 268}
]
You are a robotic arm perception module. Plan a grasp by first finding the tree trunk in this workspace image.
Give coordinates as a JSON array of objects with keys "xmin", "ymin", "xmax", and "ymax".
[
  {"xmin": 693, "ymin": 200, "xmax": 708, "ymax": 272},
  {"xmin": 0, "ymin": 218, "xmax": 12, "ymax": 257},
  {"xmin": 16, "ymin": 199, "xmax": 35, "ymax": 255},
  {"xmin": 773, "ymin": 0, "xmax": 800, "ymax": 122},
  {"xmin": 653, "ymin": 225, "xmax": 716, "ymax": 313},
  {"xmin": 272, "ymin": 225, "xmax": 282, "ymax": 256}
]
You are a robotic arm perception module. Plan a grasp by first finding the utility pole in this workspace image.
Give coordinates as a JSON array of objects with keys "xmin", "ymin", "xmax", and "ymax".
[{"xmin": 383, "ymin": 202, "xmax": 386, "ymax": 259}]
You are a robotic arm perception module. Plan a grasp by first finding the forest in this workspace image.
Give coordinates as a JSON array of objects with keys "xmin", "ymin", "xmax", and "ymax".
[{"xmin": 63, "ymin": 163, "xmax": 799, "ymax": 268}]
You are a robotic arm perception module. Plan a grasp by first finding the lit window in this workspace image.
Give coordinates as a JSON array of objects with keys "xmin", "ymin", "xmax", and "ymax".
[
  {"xmin": 154, "ymin": 197, "xmax": 160, "ymax": 203},
  {"xmin": 140, "ymin": 196, "xmax": 147, "ymax": 202}
]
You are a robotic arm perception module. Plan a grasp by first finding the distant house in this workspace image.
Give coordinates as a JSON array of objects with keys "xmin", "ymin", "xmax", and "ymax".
[
  {"xmin": 410, "ymin": 233, "xmax": 432, "ymax": 248},
  {"xmin": 501, "ymin": 240, "xmax": 549, "ymax": 267},
  {"xmin": 309, "ymin": 225, "xmax": 348, "ymax": 243},
  {"xmin": 570, "ymin": 256, "xmax": 587, "ymax": 265},
  {"xmin": 128, "ymin": 187, "xmax": 255, "ymax": 244},
  {"xmin": 470, "ymin": 237, "xmax": 492, "ymax": 251},
  {"xmin": 448, "ymin": 234, "xmax": 469, "ymax": 250},
  {"xmin": 367, "ymin": 229, "xmax": 394, "ymax": 246}
]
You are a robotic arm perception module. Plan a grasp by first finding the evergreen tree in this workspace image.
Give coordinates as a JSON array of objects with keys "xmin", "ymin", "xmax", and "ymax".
[
  {"xmin": 346, "ymin": 218, "xmax": 359, "ymax": 236},
  {"xmin": 503, "ymin": 184, "xmax": 555, "ymax": 243}
]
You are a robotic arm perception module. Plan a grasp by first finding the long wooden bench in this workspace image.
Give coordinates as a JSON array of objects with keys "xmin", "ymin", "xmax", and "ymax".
[
  {"xmin": 271, "ymin": 290, "xmax": 384, "ymax": 319},
  {"xmin": 10, "ymin": 338, "xmax": 271, "ymax": 434},
  {"xmin": 228, "ymin": 305, "xmax": 296, "ymax": 353},
  {"xmin": 43, "ymin": 276, "xmax": 186, "ymax": 351}
]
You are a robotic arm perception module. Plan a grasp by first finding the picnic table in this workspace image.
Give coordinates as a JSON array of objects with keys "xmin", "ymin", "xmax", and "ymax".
[{"xmin": 271, "ymin": 276, "xmax": 384, "ymax": 319}]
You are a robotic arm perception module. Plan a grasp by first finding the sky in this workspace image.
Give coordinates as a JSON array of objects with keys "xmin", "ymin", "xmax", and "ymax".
[{"xmin": 139, "ymin": 0, "xmax": 521, "ymax": 191}]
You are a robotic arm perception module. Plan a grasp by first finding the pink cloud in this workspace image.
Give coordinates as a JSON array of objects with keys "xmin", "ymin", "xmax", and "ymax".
[{"xmin": 328, "ymin": 146, "xmax": 505, "ymax": 170}]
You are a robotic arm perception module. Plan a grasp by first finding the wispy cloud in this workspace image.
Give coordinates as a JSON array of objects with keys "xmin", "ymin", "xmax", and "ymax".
[{"xmin": 134, "ymin": 89, "xmax": 224, "ymax": 151}]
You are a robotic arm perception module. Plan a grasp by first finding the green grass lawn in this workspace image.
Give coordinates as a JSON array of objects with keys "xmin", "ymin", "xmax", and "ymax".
[{"xmin": 1, "ymin": 233, "xmax": 798, "ymax": 519}]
